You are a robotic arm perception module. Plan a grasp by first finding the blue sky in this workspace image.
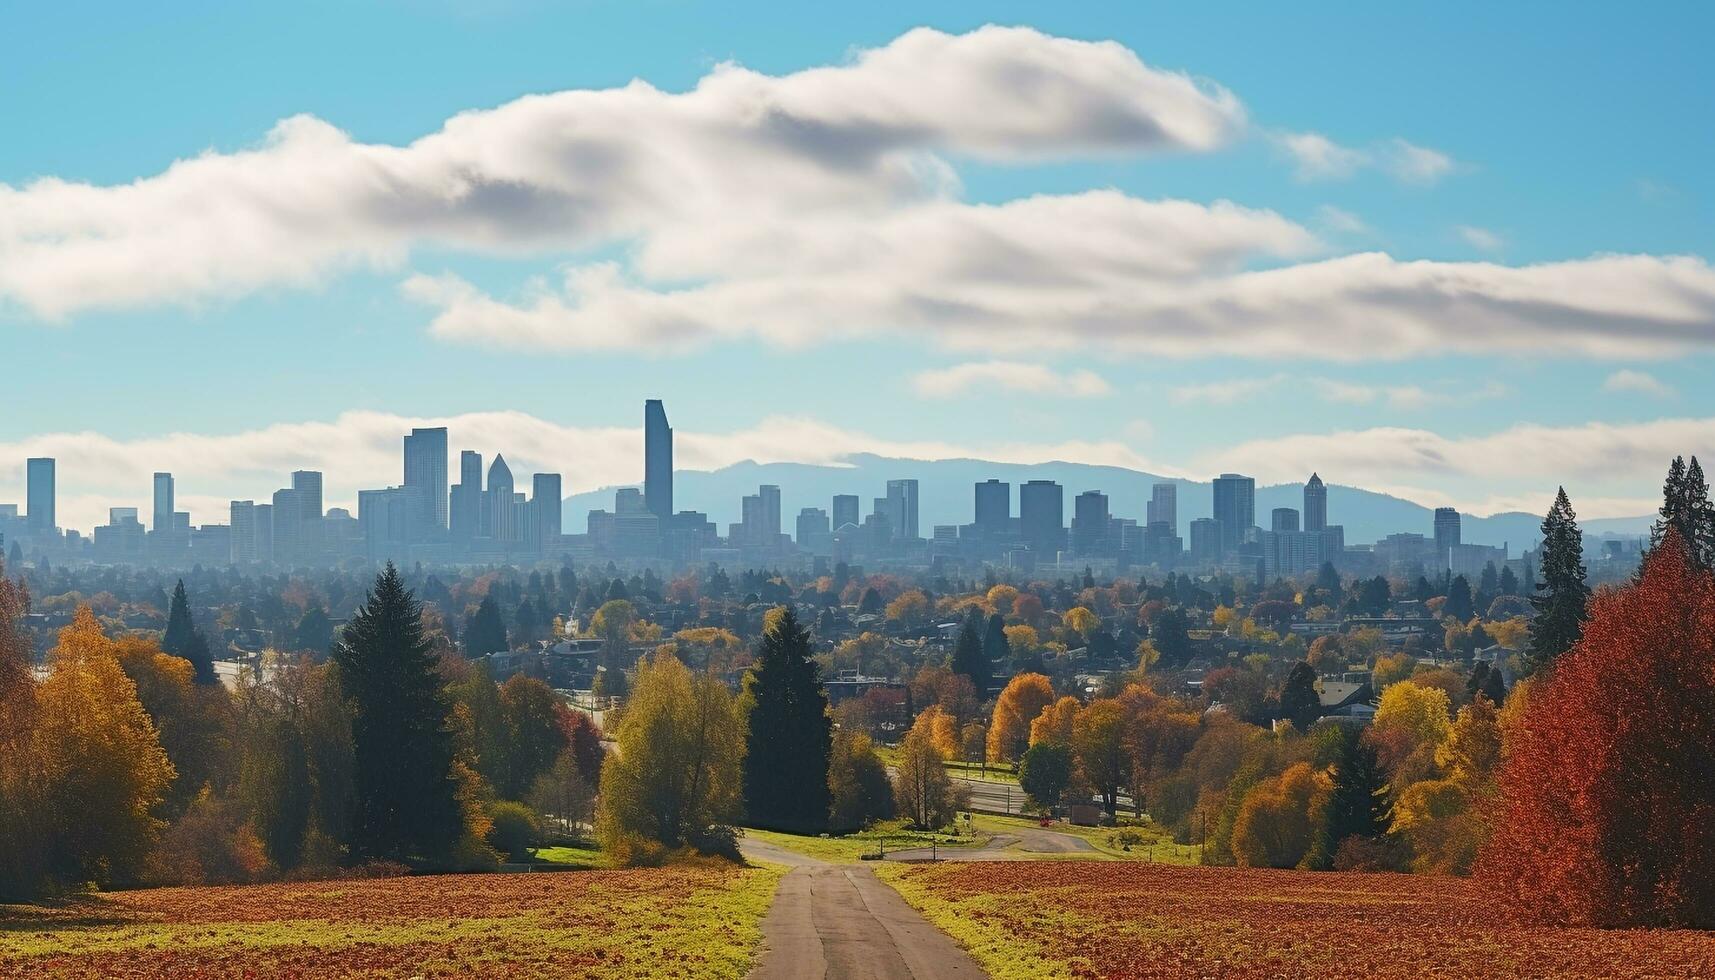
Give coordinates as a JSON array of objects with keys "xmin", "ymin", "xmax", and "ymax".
[{"xmin": 3, "ymin": 2, "xmax": 1713, "ymax": 531}]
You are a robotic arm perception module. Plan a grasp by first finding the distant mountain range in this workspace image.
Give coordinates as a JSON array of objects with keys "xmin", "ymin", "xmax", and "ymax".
[{"xmin": 562, "ymin": 454, "xmax": 1654, "ymax": 551}]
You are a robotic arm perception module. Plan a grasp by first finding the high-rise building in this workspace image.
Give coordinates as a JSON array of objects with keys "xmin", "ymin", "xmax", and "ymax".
[
  {"xmin": 885, "ymin": 479, "xmax": 919, "ymax": 540},
  {"xmin": 451, "ymin": 450, "xmax": 482, "ymax": 540},
  {"xmin": 358, "ymin": 486, "xmax": 417, "ymax": 563},
  {"xmin": 795, "ymin": 507, "xmax": 830, "ymax": 544},
  {"xmin": 403, "ymin": 427, "xmax": 449, "ymax": 532},
  {"xmin": 1189, "ymin": 517, "xmax": 1221, "ymax": 563},
  {"xmin": 532, "ymin": 472, "xmax": 562, "ymax": 547},
  {"xmin": 229, "ymin": 500, "xmax": 256, "ymax": 562},
  {"xmin": 1072, "ymin": 490, "xmax": 1111, "ymax": 556},
  {"xmin": 1303, "ymin": 473, "xmax": 1327, "ymax": 532},
  {"xmin": 1211, "ymin": 473, "xmax": 1255, "ymax": 555},
  {"xmin": 1272, "ymin": 507, "xmax": 1300, "ymax": 532},
  {"xmin": 1434, "ymin": 507, "xmax": 1462, "ymax": 567},
  {"xmin": 152, "ymin": 472, "xmax": 175, "ymax": 534},
  {"xmin": 644, "ymin": 399, "xmax": 673, "ymax": 520},
  {"xmin": 486, "ymin": 456, "xmax": 517, "ymax": 542},
  {"xmin": 1147, "ymin": 483, "xmax": 1177, "ymax": 531},
  {"xmin": 292, "ymin": 470, "xmax": 325, "ymax": 561},
  {"xmin": 26, "ymin": 458, "xmax": 54, "ymax": 531},
  {"xmin": 1019, "ymin": 480, "xmax": 1065, "ymax": 557},
  {"xmin": 759, "ymin": 485, "xmax": 782, "ymax": 541},
  {"xmin": 974, "ymin": 479, "xmax": 1010, "ymax": 532},
  {"xmin": 831, "ymin": 494, "xmax": 860, "ymax": 530}
]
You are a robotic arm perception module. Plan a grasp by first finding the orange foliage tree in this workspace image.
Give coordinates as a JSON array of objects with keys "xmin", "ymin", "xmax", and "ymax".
[
  {"xmin": 1480, "ymin": 533, "xmax": 1715, "ymax": 927},
  {"xmin": 986, "ymin": 673, "xmax": 1054, "ymax": 764}
]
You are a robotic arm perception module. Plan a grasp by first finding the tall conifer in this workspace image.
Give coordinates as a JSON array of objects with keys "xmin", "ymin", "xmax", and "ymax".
[
  {"xmin": 738, "ymin": 607, "xmax": 831, "ymax": 833},
  {"xmin": 1526, "ymin": 488, "xmax": 1590, "ymax": 675}
]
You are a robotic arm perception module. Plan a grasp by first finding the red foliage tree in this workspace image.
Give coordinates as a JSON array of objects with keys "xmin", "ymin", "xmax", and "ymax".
[
  {"xmin": 557, "ymin": 707, "xmax": 607, "ymax": 789},
  {"xmin": 1479, "ymin": 532, "xmax": 1715, "ymax": 927}
]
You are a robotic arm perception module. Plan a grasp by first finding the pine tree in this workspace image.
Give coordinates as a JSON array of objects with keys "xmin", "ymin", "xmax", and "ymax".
[
  {"xmin": 1526, "ymin": 488, "xmax": 1590, "ymax": 675},
  {"xmin": 332, "ymin": 563, "xmax": 462, "ymax": 862},
  {"xmin": 1445, "ymin": 575, "xmax": 1474, "ymax": 622},
  {"xmin": 1325, "ymin": 725, "xmax": 1391, "ymax": 846},
  {"xmin": 1278, "ymin": 661, "xmax": 1321, "ymax": 731},
  {"xmin": 738, "ymin": 607, "xmax": 831, "ymax": 833},
  {"xmin": 161, "ymin": 580, "xmax": 216, "ymax": 684},
  {"xmin": 982, "ymin": 613, "xmax": 1009, "ymax": 673},
  {"xmin": 462, "ymin": 594, "xmax": 508, "ymax": 656},
  {"xmin": 950, "ymin": 616, "xmax": 989, "ymax": 695}
]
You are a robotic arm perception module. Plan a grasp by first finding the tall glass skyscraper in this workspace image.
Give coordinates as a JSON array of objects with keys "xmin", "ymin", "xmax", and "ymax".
[
  {"xmin": 403, "ymin": 426, "xmax": 449, "ymax": 532},
  {"xmin": 645, "ymin": 399, "xmax": 673, "ymax": 520},
  {"xmin": 1303, "ymin": 473, "xmax": 1327, "ymax": 532},
  {"xmin": 153, "ymin": 472, "xmax": 175, "ymax": 533},
  {"xmin": 26, "ymin": 457, "xmax": 55, "ymax": 531},
  {"xmin": 1212, "ymin": 473, "xmax": 1255, "ymax": 555}
]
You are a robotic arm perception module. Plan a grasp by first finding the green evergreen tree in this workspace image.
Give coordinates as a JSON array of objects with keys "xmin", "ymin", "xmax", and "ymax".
[
  {"xmin": 1652, "ymin": 455, "xmax": 1715, "ymax": 569},
  {"xmin": 162, "ymin": 579, "xmax": 217, "ymax": 684},
  {"xmin": 1325, "ymin": 725, "xmax": 1391, "ymax": 848},
  {"xmin": 1278, "ymin": 661, "xmax": 1321, "ymax": 731},
  {"xmin": 463, "ymin": 594, "xmax": 508, "ymax": 656},
  {"xmin": 1498, "ymin": 565, "xmax": 1519, "ymax": 597},
  {"xmin": 294, "ymin": 605, "xmax": 335, "ymax": 658},
  {"xmin": 738, "ymin": 607, "xmax": 832, "ymax": 833},
  {"xmin": 982, "ymin": 613, "xmax": 1009, "ymax": 674},
  {"xmin": 1445, "ymin": 575, "xmax": 1474, "ymax": 621},
  {"xmin": 1480, "ymin": 662, "xmax": 1508, "ymax": 705},
  {"xmin": 950, "ymin": 616, "xmax": 989, "ymax": 695},
  {"xmin": 1316, "ymin": 562, "xmax": 1342, "ymax": 593},
  {"xmin": 332, "ymin": 563, "xmax": 463, "ymax": 862},
  {"xmin": 1525, "ymin": 487, "xmax": 1590, "ymax": 675}
]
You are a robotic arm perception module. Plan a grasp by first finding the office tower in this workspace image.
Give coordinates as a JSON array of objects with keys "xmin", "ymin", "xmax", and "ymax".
[
  {"xmin": 615, "ymin": 487, "xmax": 646, "ymax": 513},
  {"xmin": 1211, "ymin": 473, "xmax": 1256, "ymax": 555},
  {"xmin": 451, "ymin": 450, "xmax": 482, "ymax": 540},
  {"xmin": 759, "ymin": 485, "xmax": 782, "ymax": 541},
  {"xmin": 403, "ymin": 427, "xmax": 449, "ymax": 532},
  {"xmin": 1434, "ymin": 507, "xmax": 1462, "ymax": 566},
  {"xmin": 486, "ymin": 455, "xmax": 517, "ymax": 541},
  {"xmin": 152, "ymin": 472, "xmax": 174, "ymax": 533},
  {"xmin": 1303, "ymin": 473, "xmax": 1327, "ymax": 532},
  {"xmin": 795, "ymin": 507, "xmax": 830, "ymax": 544},
  {"xmin": 230, "ymin": 501, "xmax": 257, "ymax": 562},
  {"xmin": 254, "ymin": 503, "xmax": 273, "ymax": 561},
  {"xmin": 832, "ymin": 494, "xmax": 860, "ymax": 530},
  {"xmin": 885, "ymin": 479, "xmax": 919, "ymax": 540},
  {"xmin": 1019, "ymin": 479, "xmax": 1065, "ymax": 557},
  {"xmin": 645, "ymin": 399, "xmax": 673, "ymax": 520},
  {"xmin": 292, "ymin": 470, "xmax": 325, "ymax": 560},
  {"xmin": 1072, "ymin": 490, "xmax": 1110, "ymax": 556},
  {"xmin": 1189, "ymin": 517, "xmax": 1221, "ymax": 563},
  {"xmin": 1147, "ymin": 483, "xmax": 1177, "ymax": 531},
  {"xmin": 358, "ymin": 487, "xmax": 416, "ymax": 562},
  {"xmin": 974, "ymin": 479, "xmax": 1010, "ymax": 532},
  {"xmin": 26, "ymin": 458, "xmax": 54, "ymax": 531},
  {"xmin": 533, "ymin": 472, "xmax": 562, "ymax": 547},
  {"xmin": 1272, "ymin": 508, "xmax": 1300, "ymax": 532},
  {"xmin": 271, "ymin": 487, "xmax": 301, "ymax": 562}
]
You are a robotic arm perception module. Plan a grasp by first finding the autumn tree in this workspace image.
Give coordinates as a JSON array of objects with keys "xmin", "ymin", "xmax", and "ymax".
[
  {"xmin": 333, "ymin": 563, "xmax": 463, "ymax": 863},
  {"xmin": 739, "ymin": 607, "xmax": 831, "ymax": 833},
  {"xmin": 1482, "ymin": 533, "xmax": 1715, "ymax": 927},
  {"xmin": 827, "ymin": 730, "xmax": 894, "ymax": 831},
  {"xmin": 986, "ymin": 673, "xmax": 1054, "ymax": 764},
  {"xmin": 36, "ymin": 608, "xmax": 176, "ymax": 888},
  {"xmin": 234, "ymin": 655, "xmax": 353, "ymax": 872},
  {"xmin": 885, "ymin": 589, "xmax": 930, "ymax": 629},
  {"xmin": 1029, "ymin": 695, "xmax": 1080, "ymax": 748},
  {"xmin": 1231, "ymin": 762, "xmax": 1331, "ymax": 870},
  {"xmin": 893, "ymin": 728, "xmax": 959, "ymax": 830},
  {"xmin": 598, "ymin": 651, "xmax": 743, "ymax": 864},
  {"xmin": 0, "ymin": 561, "xmax": 48, "ymax": 899},
  {"xmin": 1072, "ymin": 699, "xmax": 1129, "ymax": 815},
  {"xmin": 1018, "ymin": 741, "xmax": 1072, "ymax": 812},
  {"xmin": 1525, "ymin": 488, "xmax": 1589, "ymax": 674},
  {"xmin": 115, "ymin": 636, "xmax": 233, "ymax": 818},
  {"xmin": 496, "ymin": 675, "xmax": 568, "ymax": 800}
]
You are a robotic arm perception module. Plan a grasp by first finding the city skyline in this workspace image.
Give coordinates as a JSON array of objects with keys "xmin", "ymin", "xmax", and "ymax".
[{"xmin": 3, "ymin": 6, "xmax": 1712, "ymax": 534}]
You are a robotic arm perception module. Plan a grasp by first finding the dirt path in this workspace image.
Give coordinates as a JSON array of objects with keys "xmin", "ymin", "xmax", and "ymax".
[
  {"xmin": 741, "ymin": 842, "xmax": 987, "ymax": 980},
  {"xmin": 881, "ymin": 823, "xmax": 1099, "ymax": 862}
]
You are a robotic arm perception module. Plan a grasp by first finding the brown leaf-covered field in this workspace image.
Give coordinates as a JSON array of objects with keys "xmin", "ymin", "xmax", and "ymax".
[
  {"xmin": 878, "ymin": 861, "xmax": 1715, "ymax": 980},
  {"xmin": 0, "ymin": 863, "xmax": 782, "ymax": 979}
]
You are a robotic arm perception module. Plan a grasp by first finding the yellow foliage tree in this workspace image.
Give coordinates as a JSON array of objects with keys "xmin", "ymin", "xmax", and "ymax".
[
  {"xmin": 36, "ymin": 607, "xmax": 176, "ymax": 887},
  {"xmin": 1370, "ymin": 680, "xmax": 1452, "ymax": 786},
  {"xmin": 0, "ymin": 560, "xmax": 49, "ymax": 899},
  {"xmin": 1061, "ymin": 606, "xmax": 1100, "ymax": 637},
  {"xmin": 885, "ymin": 590, "xmax": 930, "ymax": 628},
  {"xmin": 1003, "ymin": 624, "xmax": 1040, "ymax": 654},
  {"xmin": 910, "ymin": 704, "xmax": 960, "ymax": 758},
  {"xmin": 1029, "ymin": 695, "xmax": 1080, "ymax": 748},
  {"xmin": 986, "ymin": 672, "xmax": 1054, "ymax": 764},
  {"xmin": 1231, "ymin": 762, "xmax": 1332, "ymax": 869},
  {"xmin": 985, "ymin": 584, "xmax": 1020, "ymax": 616}
]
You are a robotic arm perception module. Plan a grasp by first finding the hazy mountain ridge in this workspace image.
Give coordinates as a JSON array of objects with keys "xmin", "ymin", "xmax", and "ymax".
[{"xmin": 563, "ymin": 454, "xmax": 1653, "ymax": 550}]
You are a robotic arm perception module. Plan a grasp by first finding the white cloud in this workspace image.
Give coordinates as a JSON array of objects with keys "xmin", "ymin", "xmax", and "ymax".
[
  {"xmin": 1603, "ymin": 369, "xmax": 1677, "ymax": 399},
  {"xmin": 1310, "ymin": 378, "xmax": 1508, "ymax": 410},
  {"xmin": 1456, "ymin": 224, "xmax": 1504, "ymax": 252},
  {"xmin": 912, "ymin": 360, "xmax": 1111, "ymax": 399},
  {"xmin": 1382, "ymin": 138, "xmax": 1456, "ymax": 184},
  {"xmin": 1276, "ymin": 132, "xmax": 1457, "ymax": 186},
  {"xmin": 0, "ymin": 26, "xmax": 1242, "ymax": 318},
  {"xmin": 1279, "ymin": 132, "xmax": 1367, "ymax": 181},
  {"xmin": 1316, "ymin": 205, "xmax": 1369, "ymax": 235},
  {"xmin": 1169, "ymin": 376, "xmax": 1283, "ymax": 405}
]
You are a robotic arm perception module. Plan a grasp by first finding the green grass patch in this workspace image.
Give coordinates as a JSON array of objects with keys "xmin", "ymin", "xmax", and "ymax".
[
  {"xmin": 875, "ymin": 863, "xmax": 1080, "ymax": 980},
  {"xmin": 743, "ymin": 819, "xmax": 993, "ymax": 863},
  {"xmin": 531, "ymin": 844, "xmax": 603, "ymax": 867}
]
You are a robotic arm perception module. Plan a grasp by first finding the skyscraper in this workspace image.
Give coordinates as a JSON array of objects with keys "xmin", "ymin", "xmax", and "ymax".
[
  {"xmin": 403, "ymin": 426, "xmax": 449, "ymax": 532},
  {"xmin": 487, "ymin": 455, "xmax": 517, "ymax": 542},
  {"xmin": 885, "ymin": 479, "xmax": 919, "ymax": 540},
  {"xmin": 759, "ymin": 485, "xmax": 782, "ymax": 541},
  {"xmin": 1272, "ymin": 507, "xmax": 1300, "ymax": 532},
  {"xmin": 1434, "ymin": 507, "xmax": 1462, "ymax": 567},
  {"xmin": 1303, "ymin": 473, "xmax": 1327, "ymax": 532},
  {"xmin": 1072, "ymin": 490, "xmax": 1111, "ymax": 555},
  {"xmin": 974, "ymin": 479, "xmax": 1010, "ymax": 532},
  {"xmin": 1212, "ymin": 473, "xmax": 1256, "ymax": 555},
  {"xmin": 26, "ymin": 458, "xmax": 54, "ymax": 531},
  {"xmin": 229, "ymin": 500, "xmax": 256, "ymax": 562},
  {"xmin": 831, "ymin": 494, "xmax": 860, "ymax": 530},
  {"xmin": 1147, "ymin": 483, "xmax": 1177, "ymax": 531},
  {"xmin": 645, "ymin": 399, "xmax": 673, "ymax": 520},
  {"xmin": 451, "ymin": 450, "xmax": 482, "ymax": 540},
  {"xmin": 533, "ymin": 472, "xmax": 562, "ymax": 547},
  {"xmin": 1019, "ymin": 479, "xmax": 1065, "ymax": 557},
  {"xmin": 293, "ymin": 470, "xmax": 325, "ymax": 560},
  {"xmin": 152, "ymin": 472, "xmax": 175, "ymax": 534}
]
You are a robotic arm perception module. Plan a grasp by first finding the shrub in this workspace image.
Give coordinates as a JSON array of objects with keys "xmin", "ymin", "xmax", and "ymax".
[{"xmin": 487, "ymin": 801, "xmax": 540, "ymax": 862}]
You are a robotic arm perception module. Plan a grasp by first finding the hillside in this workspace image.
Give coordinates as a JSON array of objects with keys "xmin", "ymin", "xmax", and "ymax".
[{"xmin": 563, "ymin": 455, "xmax": 1653, "ymax": 549}]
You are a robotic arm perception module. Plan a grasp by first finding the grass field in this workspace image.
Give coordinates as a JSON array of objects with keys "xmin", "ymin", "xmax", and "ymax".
[
  {"xmin": 742, "ymin": 819, "xmax": 993, "ymax": 863},
  {"xmin": 0, "ymin": 863, "xmax": 784, "ymax": 979},
  {"xmin": 969, "ymin": 814, "xmax": 1202, "ymax": 864},
  {"xmin": 878, "ymin": 861, "xmax": 1715, "ymax": 980}
]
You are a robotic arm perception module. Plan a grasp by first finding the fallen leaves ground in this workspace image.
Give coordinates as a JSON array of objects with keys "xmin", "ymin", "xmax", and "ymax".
[
  {"xmin": 0, "ymin": 863, "xmax": 783, "ymax": 979},
  {"xmin": 879, "ymin": 861, "xmax": 1715, "ymax": 980}
]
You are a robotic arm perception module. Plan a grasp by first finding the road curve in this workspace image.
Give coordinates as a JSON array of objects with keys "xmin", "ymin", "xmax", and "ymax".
[{"xmin": 742, "ymin": 843, "xmax": 987, "ymax": 980}]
